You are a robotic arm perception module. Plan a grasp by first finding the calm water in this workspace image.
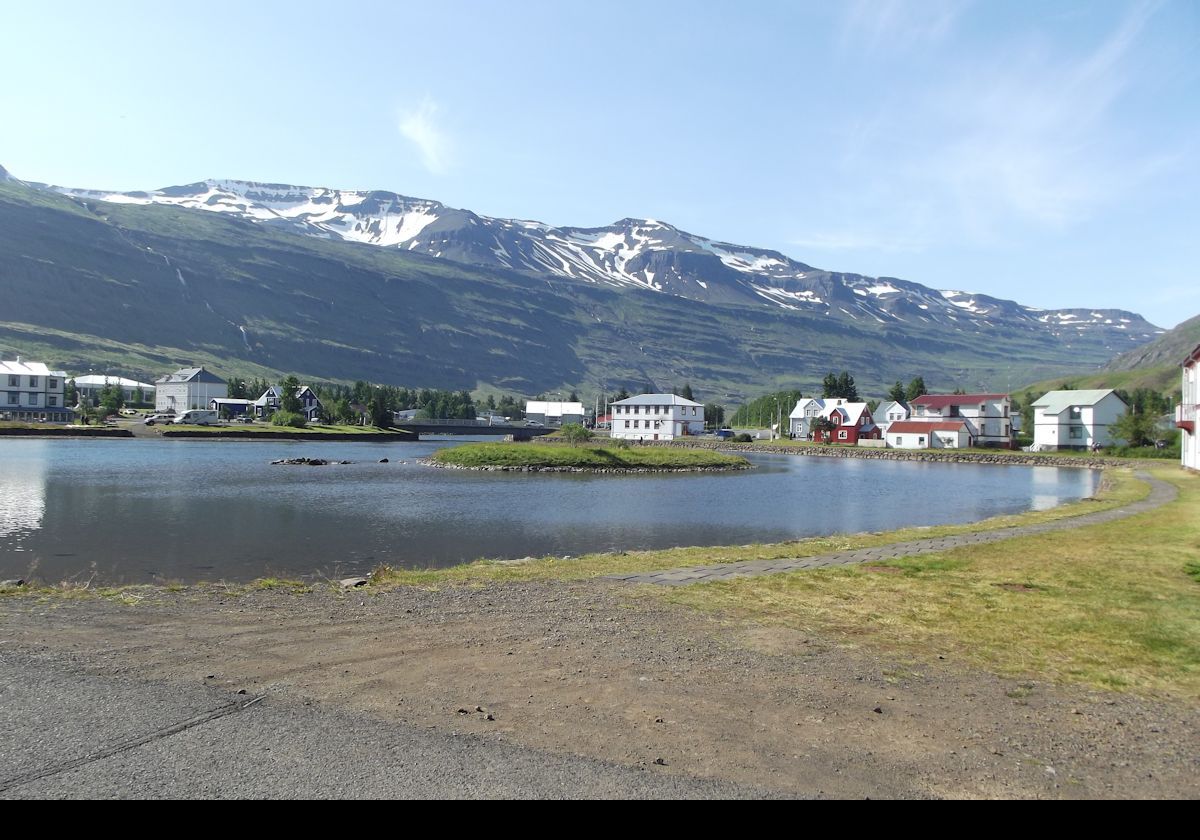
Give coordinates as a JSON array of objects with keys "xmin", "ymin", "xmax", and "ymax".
[{"xmin": 0, "ymin": 438, "xmax": 1098, "ymax": 584}]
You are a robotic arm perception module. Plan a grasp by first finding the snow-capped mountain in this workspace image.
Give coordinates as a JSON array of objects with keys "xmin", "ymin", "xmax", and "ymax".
[{"xmin": 47, "ymin": 177, "xmax": 1158, "ymax": 345}]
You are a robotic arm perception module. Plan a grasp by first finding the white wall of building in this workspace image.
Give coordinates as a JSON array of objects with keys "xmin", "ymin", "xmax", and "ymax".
[{"xmin": 609, "ymin": 395, "xmax": 704, "ymax": 441}]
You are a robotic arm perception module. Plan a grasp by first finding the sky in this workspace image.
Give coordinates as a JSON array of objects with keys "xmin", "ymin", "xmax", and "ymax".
[{"xmin": 2, "ymin": 0, "xmax": 1197, "ymax": 328}]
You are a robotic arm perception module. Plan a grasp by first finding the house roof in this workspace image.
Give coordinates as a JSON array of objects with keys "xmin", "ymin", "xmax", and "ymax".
[
  {"xmin": 1183, "ymin": 343, "xmax": 1200, "ymax": 367},
  {"xmin": 911, "ymin": 393, "xmax": 1008, "ymax": 409},
  {"xmin": 210, "ymin": 398, "xmax": 255, "ymax": 407},
  {"xmin": 789, "ymin": 397, "xmax": 839, "ymax": 419},
  {"xmin": 878, "ymin": 399, "xmax": 909, "ymax": 414},
  {"xmin": 156, "ymin": 367, "xmax": 226, "ymax": 385},
  {"xmin": 612, "ymin": 394, "xmax": 703, "ymax": 407},
  {"xmin": 887, "ymin": 420, "xmax": 971, "ymax": 434},
  {"xmin": 823, "ymin": 402, "xmax": 871, "ymax": 425},
  {"xmin": 1, "ymin": 359, "xmax": 67, "ymax": 378},
  {"xmin": 526, "ymin": 400, "xmax": 585, "ymax": 415},
  {"xmin": 71, "ymin": 375, "xmax": 156, "ymax": 389},
  {"xmin": 1031, "ymin": 389, "xmax": 1123, "ymax": 414}
]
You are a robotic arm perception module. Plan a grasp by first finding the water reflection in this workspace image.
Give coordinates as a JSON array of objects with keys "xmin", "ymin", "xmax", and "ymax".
[
  {"xmin": 0, "ymin": 440, "xmax": 46, "ymax": 548},
  {"xmin": 0, "ymin": 439, "xmax": 1099, "ymax": 584}
]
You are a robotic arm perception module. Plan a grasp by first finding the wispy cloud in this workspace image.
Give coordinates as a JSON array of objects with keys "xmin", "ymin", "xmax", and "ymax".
[
  {"xmin": 805, "ymin": 1, "xmax": 1176, "ymax": 254},
  {"xmin": 398, "ymin": 98, "xmax": 452, "ymax": 175},
  {"xmin": 839, "ymin": 0, "xmax": 969, "ymax": 53}
]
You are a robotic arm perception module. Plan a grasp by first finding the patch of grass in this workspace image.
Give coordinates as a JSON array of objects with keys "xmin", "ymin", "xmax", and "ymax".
[
  {"xmin": 662, "ymin": 467, "xmax": 1200, "ymax": 698},
  {"xmin": 1186, "ymin": 562, "xmax": 1200, "ymax": 584},
  {"xmin": 249, "ymin": 577, "xmax": 313, "ymax": 594},
  {"xmin": 429, "ymin": 441, "xmax": 750, "ymax": 470}
]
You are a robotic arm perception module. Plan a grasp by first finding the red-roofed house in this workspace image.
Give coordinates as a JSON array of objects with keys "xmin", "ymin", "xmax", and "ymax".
[
  {"xmin": 910, "ymin": 393, "xmax": 1013, "ymax": 447},
  {"xmin": 811, "ymin": 402, "xmax": 881, "ymax": 444},
  {"xmin": 885, "ymin": 420, "xmax": 973, "ymax": 450}
]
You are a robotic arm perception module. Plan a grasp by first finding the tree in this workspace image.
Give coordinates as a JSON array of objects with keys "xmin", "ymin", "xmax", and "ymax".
[
  {"xmin": 1020, "ymin": 390, "xmax": 1035, "ymax": 439},
  {"xmin": 810, "ymin": 416, "xmax": 836, "ymax": 441},
  {"xmin": 905, "ymin": 377, "xmax": 928, "ymax": 401},
  {"xmin": 567, "ymin": 390, "xmax": 579, "ymax": 402},
  {"xmin": 887, "ymin": 381, "xmax": 906, "ymax": 403},
  {"xmin": 279, "ymin": 375, "xmax": 302, "ymax": 414},
  {"xmin": 614, "ymin": 387, "xmax": 630, "ymax": 402},
  {"xmin": 65, "ymin": 378, "xmax": 78, "ymax": 407},
  {"xmin": 821, "ymin": 373, "xmax": 839, "ymax": 398},
  {"xmin": 560, "ymin": 423, "xmax": 591, "ymax": 445},
  {"xmin": 1112, "ymin": 409, "xmax": 1157, "ymax": 448},
  {"xmin": 704, "ymin": 403, "xmax": 726, "ymax": 429},
  {"xmin": 369, "ymin": 389, "xmax": 393, "ymax": 428},
  {"xmin": 836, "ymin": 371, "xmax": 859, "ymax": 401},
  {"xmin": 680, "ymin": 383, "xmax": 695, "ymax": 401},
  {"xmin": 99, "ymin": 381, "xmax": 124, "ymax": 414}
]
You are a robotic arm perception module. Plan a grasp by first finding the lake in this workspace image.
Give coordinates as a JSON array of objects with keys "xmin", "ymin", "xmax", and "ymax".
[{"xmin": 0, "ymin": 437, "xmax": 1099, "ymax": 584}]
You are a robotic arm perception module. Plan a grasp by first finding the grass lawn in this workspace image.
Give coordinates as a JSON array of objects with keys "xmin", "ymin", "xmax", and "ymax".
[
  {"xmin": 662, "ymin": 466, "xmax": 1200, "ymax": 697},
  {"xmin": 428, "ymin": 441, "xmax": 749, "ymax": 470}
]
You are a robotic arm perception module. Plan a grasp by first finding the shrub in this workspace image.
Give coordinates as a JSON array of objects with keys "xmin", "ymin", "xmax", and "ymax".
[
  {"xmin": 733, "ymin": 433, "xmax": 754, "ymax": 443},
  {"xmin": 559, "ymin": 423, "xmax": 591, "ymax": 445},
  {"xmin": 271, "ymin": 411, "xmax": 307, "ymax": 429}
]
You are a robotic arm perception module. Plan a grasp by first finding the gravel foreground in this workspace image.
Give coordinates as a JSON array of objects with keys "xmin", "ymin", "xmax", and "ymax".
[{"xmin": 2, "ymin": 581, "xmax": 1196, "ymax": 799}]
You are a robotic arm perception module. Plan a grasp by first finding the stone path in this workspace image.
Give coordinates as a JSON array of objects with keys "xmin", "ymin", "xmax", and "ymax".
[{"xmin": 607, "ymin": 472, "xmax": 1177, "ymax": 587}]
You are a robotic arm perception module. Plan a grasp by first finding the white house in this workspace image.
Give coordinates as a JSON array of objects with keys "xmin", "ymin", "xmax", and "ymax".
[
  {"xmin": 1, "ymin": 358, "xmax": 72, "ymax": 422},
  {"xmin": 610, "ymin": 394, "xmax": 704, "ymax": 441},
  {"xmin": 155, "ymin": 367, "xmax": 226, "ymax": 414},
  {"xmin": 1176, "ymin": 343, "xmax": 1199, "ymax": 471},
  {"xmin": 72, "ymin": 374, "xmax": 156, "ymax": 406},
  {"xmin": 874, "ymin": 400, "xmax": 910, "ymax": 435},
  {"xmin": 885, "ymin": 419, "xmax": 973, "ymax": 450},
  {"xmin": 1031, "ymin": 389, "xmax": 1128, "ymax": 451},
  {"xmin": 910, "ymin": 393, "xmax": 1013, "ymax": 447},
  {"xmin": 524, "ymin": 400, "xmax": 585, "ymax": 427},
  {"xmin": 788, "ymin": 397, "xmax": 845, "ymax": 438}
]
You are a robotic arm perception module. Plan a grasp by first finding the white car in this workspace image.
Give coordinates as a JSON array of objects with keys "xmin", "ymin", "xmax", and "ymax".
[{"xmin": 143, "ymin": 414, "xmax": 175, "ymax": 426}]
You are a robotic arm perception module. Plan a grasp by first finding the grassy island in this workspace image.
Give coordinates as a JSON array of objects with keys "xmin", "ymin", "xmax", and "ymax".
[{"xmin": 427, "ymin": 442, "xmax": 751, "ymax": 471}]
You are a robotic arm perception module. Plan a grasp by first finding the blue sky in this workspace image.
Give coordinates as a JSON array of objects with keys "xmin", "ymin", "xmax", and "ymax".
[{"xmin": 2, "ymin": 1, "xmax": 1196, "ymax": 328}]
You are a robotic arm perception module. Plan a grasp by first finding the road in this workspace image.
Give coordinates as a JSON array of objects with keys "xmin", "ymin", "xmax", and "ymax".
[{"xmin": 0, "ymin": 647, "xmax": 779, "ymax": 799}]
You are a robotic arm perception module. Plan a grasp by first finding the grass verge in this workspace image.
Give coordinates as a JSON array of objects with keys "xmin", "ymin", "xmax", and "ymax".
[{"xmin": 661, "ymin": 466, "xmax": 1199, "ymax": 698}]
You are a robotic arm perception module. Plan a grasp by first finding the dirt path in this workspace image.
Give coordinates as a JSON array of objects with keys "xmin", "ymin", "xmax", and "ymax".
[{"xmin": 3, "ymin": 581, "xmax": 1194, "ymax": 798}]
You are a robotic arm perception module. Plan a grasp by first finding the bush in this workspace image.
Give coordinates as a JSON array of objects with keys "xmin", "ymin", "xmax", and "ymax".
[
  {"xmin": 559, "ymin": 423, "xmax": 591, "ymax": 445},
  {"xmin": 733, "ymin": 433, "xmax": 754, "ymax": 443},
  {"xmin": 271, "ymin": 411, "xmax": 307, "ymax": 429}
]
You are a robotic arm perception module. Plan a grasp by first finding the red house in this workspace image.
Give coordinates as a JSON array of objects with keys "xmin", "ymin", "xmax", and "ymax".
[{"xmin": 812, "ymin": 402, "xmax": 881, "ymax": 444}]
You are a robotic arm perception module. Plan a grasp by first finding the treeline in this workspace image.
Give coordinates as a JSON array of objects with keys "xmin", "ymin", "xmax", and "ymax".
[{"xmin": 728, "ymin": 389, "xmax": 805, "ymax": 428}]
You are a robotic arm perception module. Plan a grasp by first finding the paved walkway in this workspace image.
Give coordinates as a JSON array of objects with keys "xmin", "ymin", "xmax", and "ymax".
[{"xmin": 606, "ymin": 472, "xmax": 1177, "ymax": 587}]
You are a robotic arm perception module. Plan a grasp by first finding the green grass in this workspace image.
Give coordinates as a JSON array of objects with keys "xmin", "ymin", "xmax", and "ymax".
[
  {"xmin": 428, "ymin": 441, "xmax": 750, "ymax": 470},
  {"xmin": 662, "ymin": 466, "xmax": 1200, "ymax": 698}
]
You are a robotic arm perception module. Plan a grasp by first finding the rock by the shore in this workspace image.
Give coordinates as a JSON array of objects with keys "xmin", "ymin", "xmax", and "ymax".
[{"xmin": 271, "ymin": 458, "xmax": 353, "ymax": 466}]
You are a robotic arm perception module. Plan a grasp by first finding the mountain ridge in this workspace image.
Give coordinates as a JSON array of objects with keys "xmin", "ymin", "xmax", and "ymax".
[{"xmin": 41, "ymin": 173, "xmax": 1159, "ymax": 347}]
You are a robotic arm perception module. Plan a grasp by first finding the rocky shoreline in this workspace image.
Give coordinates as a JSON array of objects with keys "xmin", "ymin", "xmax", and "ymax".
[
  {"xmin": 609, "ymin": 439, "xmax": 1143, "ymax": 470},
  {"xmin": 418, "ymin": 458, "xmax": 754, "ymax": 474}
]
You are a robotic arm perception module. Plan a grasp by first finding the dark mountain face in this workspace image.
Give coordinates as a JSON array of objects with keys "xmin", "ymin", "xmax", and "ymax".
[{"xmin": 0, "ymin": 169, "xmax": 1163, "ymax": 400}]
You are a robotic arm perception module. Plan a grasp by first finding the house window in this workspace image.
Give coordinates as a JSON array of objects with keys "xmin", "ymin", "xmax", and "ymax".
[
  {"xmin": 7, "ymin": 376, "xmax": 16, "ymax": 387},
  {"xmin": 1069, "ymin": 406, "xmax": 1082, "ymax": 419},
  {"xmin": 919, "ymin": 436, "xmax": 926, "ymax": 445},
  {"xmin": 896, "ymin": 436, "xmax": 903, "ymax": 445},
  {"xmin": 48, "ymin": 396, "xmax": 57, "ymax": 407},
  {"xmin": 29, "ymin": 376, "xmax": 39, "ymax": 387},
  {"xmin": 1069, "ymin": 426, "xmax": 1084, "ymax": 439},
  {"xmin": 27, "ymin": 394, "xmax": 39, "ymax": 406},
  {"xmin": 7, "ymin": 392, "xmax": 17, "ymax": 404},
  {"xmin": 49, "ymin": 378, "xmax": 58, "ymax": 389},
  {"xmin": 838, "ymin": 430, "xmax": 848, "ymax": 440}
]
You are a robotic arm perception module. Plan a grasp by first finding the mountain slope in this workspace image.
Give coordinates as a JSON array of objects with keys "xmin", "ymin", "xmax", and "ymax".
[
  {"xmin": 48, "ymin": 177, "xmax": 1158, "ymax": 352},
  {"xmin": 0, "ymin": 173, "xmax": 1164, "ymax": 400}
]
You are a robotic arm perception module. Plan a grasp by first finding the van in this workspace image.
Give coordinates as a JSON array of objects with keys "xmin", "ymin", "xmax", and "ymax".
[{"xmin": 176, "ymin": 409, "xmax": 219, "ymax": 426}]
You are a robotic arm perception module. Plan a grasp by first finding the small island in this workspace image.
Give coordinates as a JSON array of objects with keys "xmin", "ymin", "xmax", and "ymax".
[{"xmin": 424, "ymin": 442, "xmax": 753, "ymax": 473}]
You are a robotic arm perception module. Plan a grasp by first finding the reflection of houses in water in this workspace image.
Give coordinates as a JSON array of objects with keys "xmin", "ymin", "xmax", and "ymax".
[{"xmin": 0, "ymin": 443, "xmax": 46, "ymax": 545}]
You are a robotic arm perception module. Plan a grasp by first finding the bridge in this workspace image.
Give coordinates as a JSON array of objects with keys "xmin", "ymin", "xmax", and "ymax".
[{"xmin": 391, "ymin": 418, "xmax": 559, "ymax": 441}]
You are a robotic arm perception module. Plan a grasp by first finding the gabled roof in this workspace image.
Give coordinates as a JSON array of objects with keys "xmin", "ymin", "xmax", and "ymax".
[
  {"xmin": 887, "ymin": 420, "xmax": 971, "ymax": 434},
  {"xmin": 0, "ymin": 359, "xmax": 67, "ymax": 378},
  {"xmin": 789, "ymin": 397, "xmax": 842, "ymax": 419},
  {"xmin": 822, "ymin": 402, "xmax": 871, "ymax": 425},
  {"xmin": 1031, "ymin": 389, "xmax": 1124, "ymax": 414},
  {"xmin": 612, "ymin": 394, "xmax": 703, "ymax": 407},
  {"xmin": 1184, "ymin": 343, "xmax": 1200, "ymax": 367},
  {"xmin": 156, "ymin": 367, "xmax": 226, "ymax": 385},
  {"xmin": 72, "ymin": 375, "xmax": 156, "ymax": 389},
  {"xmin": 911, "ymin": 393, "xmax": 1008, "ymax": 409}
]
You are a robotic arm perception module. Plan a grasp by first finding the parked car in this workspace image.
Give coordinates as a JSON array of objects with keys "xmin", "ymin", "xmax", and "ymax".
[
  {"xmin": 176, "ymin": 409, "xmax": 220, "ymax": 426},
  {"xmin": 119, "ymin": 408, "xmax": 139, "ymax": 417},
  {"xmin": 143, "ymin": 414, "xmax": 175, "ymax": 426}
]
